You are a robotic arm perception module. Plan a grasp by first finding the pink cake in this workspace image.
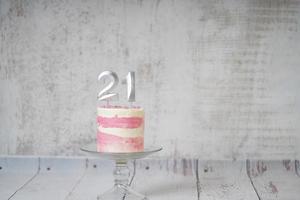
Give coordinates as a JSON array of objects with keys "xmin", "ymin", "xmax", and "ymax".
[{"xmin": 97, "ymin": 107, "xmax": 144, "ymax": 152}]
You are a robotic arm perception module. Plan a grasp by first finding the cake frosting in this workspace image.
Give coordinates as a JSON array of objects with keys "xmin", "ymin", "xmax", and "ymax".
[{"xmin": 97, "ymin": 107, "xmax": 144, "ymax": 152}]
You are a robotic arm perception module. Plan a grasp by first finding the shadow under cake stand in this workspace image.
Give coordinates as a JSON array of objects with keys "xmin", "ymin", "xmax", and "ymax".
[{"xmin": 81, "ymin": 145, "xmax": 162, "ymax": 200}]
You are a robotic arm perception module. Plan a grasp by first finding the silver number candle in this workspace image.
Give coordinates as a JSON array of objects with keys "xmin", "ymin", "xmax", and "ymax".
[
  {"xmin": 97, "ymin": 71, "xmax": 119, "ymax": 101},
  {"xmin": 126, "ymin": 71, "xmax": 135, "ymax": 102}
]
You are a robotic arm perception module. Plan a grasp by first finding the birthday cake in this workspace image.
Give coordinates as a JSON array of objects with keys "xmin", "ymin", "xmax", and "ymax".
[{"xmin": 97, "ymin": 106, "xmax": 144, "ymax": 152}]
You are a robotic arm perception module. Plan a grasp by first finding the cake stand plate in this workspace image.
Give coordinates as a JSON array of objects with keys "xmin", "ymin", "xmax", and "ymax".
[{"xmin": 81, "ymin": 145, "xmax": 162, "ymax": 200}]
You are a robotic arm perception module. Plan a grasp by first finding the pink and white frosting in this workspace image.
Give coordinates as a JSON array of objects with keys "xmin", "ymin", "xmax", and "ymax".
[{"xmin": 97, "ymin": 107, "xmax": 144, "ymax": 152}]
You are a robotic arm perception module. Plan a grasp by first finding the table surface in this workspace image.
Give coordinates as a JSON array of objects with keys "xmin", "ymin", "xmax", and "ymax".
[{"xmin": 0, "ymin": 156, "xmax": 299, "ymax": 200}]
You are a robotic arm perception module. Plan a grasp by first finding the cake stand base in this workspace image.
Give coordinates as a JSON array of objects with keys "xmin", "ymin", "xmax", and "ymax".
[
  {"xmin": 97, "ymin": 185, "xmax": 147, "ymax": 200},
  {"xmin": 97, "ymin": 161, "xmax": 147, "ymax": 200},
  {"xmin": 80, "ymin": 145, "xmax": 162, "ymax": 200}
]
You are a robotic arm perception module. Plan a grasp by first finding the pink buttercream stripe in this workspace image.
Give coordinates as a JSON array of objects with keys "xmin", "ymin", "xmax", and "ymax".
[
  {"xmin": 97, "ymin": 132, "xmax": 144, "ymax": 150},
  {"xmin": 97, "ymin": 116, "xmax": 143, "ymax": 128}
]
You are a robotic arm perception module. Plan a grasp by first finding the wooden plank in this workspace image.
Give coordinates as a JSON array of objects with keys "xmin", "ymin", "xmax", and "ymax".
[
  {"xmin": 64, "ymin": 158, "xmax": 114, "ymax": 200},
  {"xmin": 0, "ymin": 156, "xmax": 39, "ymax": 199},
  {"xmin": 296, "ymin": 160, "xmax": 300, "ymax": 178},
  {"xmin": 247, "ymin": 160, "xmax": 300, "ymax": 200},
  {"xmin": 197, "ymin": 160, "xmax": 258, "ymax": 200},
  {"xmin": 133, "ymin": 159, "xmax": 197, "ymax": 200},
  {"xmin": 10, "ymin": 157, "xmax": 86, "ymax": 200}
]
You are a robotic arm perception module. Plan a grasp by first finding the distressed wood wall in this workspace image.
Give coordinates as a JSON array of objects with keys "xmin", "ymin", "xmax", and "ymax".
[{"xmin": 0, "ymin": 0, "xmax": 299, "ymax": 159}]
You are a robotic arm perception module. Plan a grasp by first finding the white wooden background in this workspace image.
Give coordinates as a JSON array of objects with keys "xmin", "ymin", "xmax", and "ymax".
[{"xmin": 0, "ymin": 0, "xmax": 299, "ymax": 160}]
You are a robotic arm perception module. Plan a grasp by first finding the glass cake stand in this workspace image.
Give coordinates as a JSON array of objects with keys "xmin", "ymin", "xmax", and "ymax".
[{"xmin": 80, "ymin": 144, "xmax": 162, "ymax": 200}]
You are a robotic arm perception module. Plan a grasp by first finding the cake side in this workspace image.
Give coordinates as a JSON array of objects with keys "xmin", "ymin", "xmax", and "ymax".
[{"xmin": 97, "ymin": 107, "xmax": 144, "ymax": 152}]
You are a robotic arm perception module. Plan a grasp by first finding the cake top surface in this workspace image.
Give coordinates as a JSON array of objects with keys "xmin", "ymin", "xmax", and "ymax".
[
  {"xmin": 98, "ymin": 105, "xmax": 142, "ymax": 109},
  {"xmin": 97, "ymin": 106, "xmax": 144, "ymax": 117}
]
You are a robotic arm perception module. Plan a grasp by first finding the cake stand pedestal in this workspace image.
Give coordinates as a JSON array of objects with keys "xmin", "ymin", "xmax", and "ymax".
[{"xmin": 81, "ymin": 145, "xmax": 162, "ymax": 200}]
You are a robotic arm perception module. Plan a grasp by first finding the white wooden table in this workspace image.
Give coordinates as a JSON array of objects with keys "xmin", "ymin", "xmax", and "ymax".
[{"xmin": 0, "ymin": 157, "xmax": 299, "ymax": 200}]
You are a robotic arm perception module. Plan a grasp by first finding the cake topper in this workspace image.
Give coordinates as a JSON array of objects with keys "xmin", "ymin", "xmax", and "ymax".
[
  {"xmin": 98, "ymin": 71, "xmax": 119, "ymax": 101},
  {"xmin": 98, "ymin": 71, "xmax": 135, "ymax": 102},
  {"xmin": 126, "ymin": 71, "xmax": 135, "ymax": 102}
]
